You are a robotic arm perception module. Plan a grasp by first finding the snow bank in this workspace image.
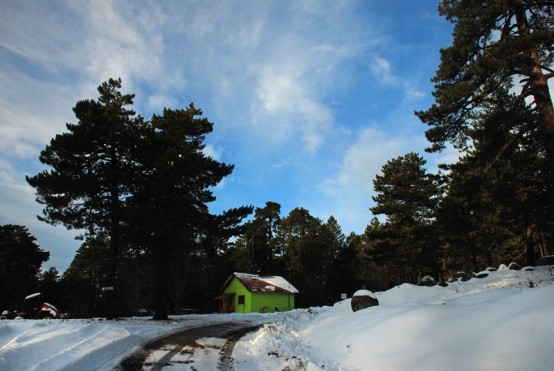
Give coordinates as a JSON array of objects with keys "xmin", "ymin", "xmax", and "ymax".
[
  {"xmin": 235, "ymin": 266, "xmax": 554, "ymax": 371},
  {"xmin": 0, "ymin": 318, "xmax": 182, "ymax": 370},
  {"xmin": 2, "ymin": 266, "xmax": 553, "ymax": 370},
  {"xmin": 0, "ymin": 313, "xmax": 278, "ymax": 370}
]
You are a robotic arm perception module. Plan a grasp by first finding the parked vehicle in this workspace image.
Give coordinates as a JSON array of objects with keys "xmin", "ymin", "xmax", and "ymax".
[
  {"xmin": 0, "ymin": 293, "xmax": 61, "ymax": 319},
  {"xmin": 23, "ymin": 293, "xmax": 61, "ymax": 319},
  {"xmin": 0, "ymin": 310, "xmax": 17, "ymax": 319}
]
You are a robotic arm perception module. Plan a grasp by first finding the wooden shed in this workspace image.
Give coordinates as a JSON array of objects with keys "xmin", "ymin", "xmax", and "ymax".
[{"xmin": 215, "ymin": 272, "xmax": 298, "ymax": 313}]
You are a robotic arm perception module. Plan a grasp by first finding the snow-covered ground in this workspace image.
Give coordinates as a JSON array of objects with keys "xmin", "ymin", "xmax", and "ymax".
[{"xmin": 2, "ymin": 265, "xmax": 554, "ymax": 370}]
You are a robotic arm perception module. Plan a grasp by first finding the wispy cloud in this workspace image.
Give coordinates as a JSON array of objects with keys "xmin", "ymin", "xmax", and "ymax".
[
  {"xmin": 368, "ymin": 54, "xmax": 427, "ymax": 102},
  {"xmin": 370, "ymin": 56, "xmax": 400, "ymax": 85},
  {"xmin": 321, "ymin": 128, "xmax": 409, "ymax": 230},
  {"xmin": 320, "ymin": 121, "xmax": 444, "ymax": 233},
  {"xmin": 0, "ymin": 0, "xmax": 453, "ymax": 270}
]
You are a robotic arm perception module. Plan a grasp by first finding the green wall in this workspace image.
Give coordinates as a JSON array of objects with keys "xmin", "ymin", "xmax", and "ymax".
[
  {"xmin": 223, "ymin": 277, "xmax": 251, "ymax": 313},
  {"xmin": 222, "ymin": 277, "xmax": 295, "ymax": 313},
  {"xmin": 251, "ymin": 291, "xmax": 295, "ymax": 313}
]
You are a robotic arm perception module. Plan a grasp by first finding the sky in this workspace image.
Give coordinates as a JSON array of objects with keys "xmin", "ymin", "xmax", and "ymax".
[{"xmin": 0, "ymin": 0, "xmax": 458, "ymax": 273}]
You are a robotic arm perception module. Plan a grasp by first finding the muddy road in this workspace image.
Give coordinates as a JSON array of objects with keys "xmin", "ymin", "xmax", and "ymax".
[{"xmin": 118, "ymin": 321, "xmax": 262, "ymax": 370}]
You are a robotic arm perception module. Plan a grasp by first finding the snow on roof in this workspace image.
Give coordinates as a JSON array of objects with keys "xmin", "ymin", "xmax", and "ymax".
[{"xmin": 233, "ymin": 272, "xmax": 299, "ymax": 294}]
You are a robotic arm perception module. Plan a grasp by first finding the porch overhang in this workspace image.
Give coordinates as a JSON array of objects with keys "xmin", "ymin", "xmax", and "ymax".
[{"xmin": 214, "ymin": 292, "xmax": 235, "ymax": 300}]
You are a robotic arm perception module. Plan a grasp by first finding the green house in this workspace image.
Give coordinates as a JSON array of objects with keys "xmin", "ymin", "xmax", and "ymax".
[{"xmin": 215, "ymin": 272, "xmax": 299, "ymax": 313}]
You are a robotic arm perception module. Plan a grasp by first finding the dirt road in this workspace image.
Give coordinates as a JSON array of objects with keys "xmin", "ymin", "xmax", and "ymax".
[{"xmin": 118, "ymin": 321, "xmax": 262, "ymax": 370}]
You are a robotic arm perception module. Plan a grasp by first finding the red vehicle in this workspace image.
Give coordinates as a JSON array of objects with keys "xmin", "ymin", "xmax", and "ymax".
[
  {"xmin": 0, "ymin": 293, "xmax": 61, "ymax": 319},
  {"xmin": 23, "ymin": 293, "xmax": 61, "ymax": 319}
]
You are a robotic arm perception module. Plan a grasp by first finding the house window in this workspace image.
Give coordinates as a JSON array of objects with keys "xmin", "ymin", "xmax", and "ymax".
[{"xmin": 238, "ymin": 295, "xmax": 245, "ymax": 305}]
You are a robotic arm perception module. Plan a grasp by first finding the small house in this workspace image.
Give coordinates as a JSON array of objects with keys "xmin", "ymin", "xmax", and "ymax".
[{"xmin": 215, "ymin": 272, "xmax": 299, "ymax": 313}]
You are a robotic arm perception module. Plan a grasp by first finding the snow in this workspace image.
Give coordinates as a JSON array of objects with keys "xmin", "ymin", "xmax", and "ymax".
[
  {"xmin": 261, "ymin": 276, "xmax": 299, "ymax": 294},
  {"xmin": 352, "ymin": 289, "xmax": 376, "ymax": 298},
  {"xmin": 24, "ymin": 293, "xmax": 41, "ymax": 301},
  {"xmin": 234, "ymin": 272, "xmax": 300, "ymax": 293},
  {"xmin": 2, "ymin": 266, "xmax": 554, "ymax": 370}
]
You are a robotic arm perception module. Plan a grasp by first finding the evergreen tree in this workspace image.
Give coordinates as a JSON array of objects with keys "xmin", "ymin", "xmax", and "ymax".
[
  {"xmin": 195, "ymin": 206, "xmax": 253, "ymax": 313},
  {"xmin": 26, "ymin": 78, "xmax": 143, "ymax": 318},
  {"xmin": 324, "ymin": 216, "xmax": 355, "ymax": 302},
  {"xmin": 128, "ymin": 104, "xmax": 249, "ymax": 319},
  {"xmin": 62, "ymin": 238, "xmax": 111, "ymax": 317},
  {"xmin": 278, "ymin": 208, "xmax": 336, "ymax": 307},
  {"xmin": 437, "ymin": 90, "xmax": 552, "ymax": 268},
  {"xmin": 363, "ymin": 217, "xmax": 407, "ymax": 288},
  {"xmin": 0, "ymin": 225, "xmax": 49, "ymax": 310},
  {"xmin": 416, "ymin": 1, "xmax": 554, "ymax": 154},
  {"xmin": 332, "ymin": 233, "xmax": 362, "ymax": 295},
  {"xmin": 237, "ymin": 201, "xmax": 282, "ymax": 275},
  {"xmin": 37, "ymin": 267, "xmax": 62, "ymax": 311},
  {"xmin": 371, "ymin": 153, "xmax": 440, "ymax": 282}
]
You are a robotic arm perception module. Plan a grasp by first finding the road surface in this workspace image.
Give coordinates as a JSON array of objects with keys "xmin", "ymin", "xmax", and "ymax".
[{"xmin": 118, "ymin": 321, "xmax": 262, "ymax": 370}]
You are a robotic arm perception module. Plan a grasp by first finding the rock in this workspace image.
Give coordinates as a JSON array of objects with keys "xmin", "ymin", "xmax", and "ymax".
[
  {"xmin": 418, "ymin": 275, "xmax": 437, "ymax": 286},
  {"xmin": 351, "ymin": 290, "xmax": 379, "ymax": 312},
  {"xmin": 508, "ymin": 262, "xmax": 522, "ymax": 270},
  {"xmin": 452, "ymin": 271, "xmax": 472, "ymax": 281},
  {"xmin": 474, "ymin": 271, "xmax": 489, "ymax": 279}
]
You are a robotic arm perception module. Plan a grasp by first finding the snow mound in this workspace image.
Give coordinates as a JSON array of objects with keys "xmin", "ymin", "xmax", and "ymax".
[
  {"xmin": 234, "ymin": 265, "xmax": 554, "ymax": 371},
  {"xmin": 352, "ymin": 289, "xmax": 376, "ymax": 298},
  {"xmin": 2, "ymin": 266, "xmax": 553, "ymax": 371}
]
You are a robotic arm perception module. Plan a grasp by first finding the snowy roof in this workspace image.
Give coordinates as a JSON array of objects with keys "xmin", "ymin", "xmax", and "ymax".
[{"xmin": 230, "ymin": 272, "xmax": 299, "ymax": 294}]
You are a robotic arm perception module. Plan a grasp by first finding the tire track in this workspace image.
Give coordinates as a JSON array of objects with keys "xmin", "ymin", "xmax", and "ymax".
[
  {"xmin": 117, "ymin": 322, "xmax": 261, "ymax": 371},
  {"xmin": 218, "ymin": 324, "xmax": 261, "ymax": 371}
]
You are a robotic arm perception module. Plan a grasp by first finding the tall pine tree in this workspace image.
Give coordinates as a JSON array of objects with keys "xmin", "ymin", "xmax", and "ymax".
[
  {"xmin": 417, "ymin": 0, "xmax": 554, "ymax": 155},
  {"xmin": 128, "ymin": 104, "xmax": 249, "ymax": 319},
  {"xmin": 26, "ymin": 79, "xmax": 142, "ymax": 318},
  {"xmin": 371, "ymin": 152, "xmax": 440, "ymax": 282}
]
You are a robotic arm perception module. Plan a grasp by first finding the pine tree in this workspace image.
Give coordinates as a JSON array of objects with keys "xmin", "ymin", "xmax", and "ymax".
[
  {"xmin": 371, "ymin": 153, "xmax": 440, "ymax": 282},
  {"xmin": 238, "ymin": 202, "xmax": 282, "ymax": 275},
  {"xmin": 26, "ymin": 78, "xmax": 142, "ymax": 318},
  {"xmin": 128, "ymin": 104, "xmax": 247, "ymax": 319},
  {"xmin": 417, "ymin": 0, "xmax": 554, "ymax": 154},
  {"xmin": 437, "ymin": 90, "xmax": 552, "ymax": 268},
  {"xmin": 278, "ymin": 208, "xmax": 336, "ymax": 306},
  {"xmin": 62, "ymin": 238, "xmax": 111, "ymax": 317},
  {"xmin": 0, "ymin": 225, "xmax": 49, "ymax": 310}
]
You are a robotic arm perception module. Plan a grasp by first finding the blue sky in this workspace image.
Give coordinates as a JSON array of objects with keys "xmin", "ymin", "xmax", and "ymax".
[{"xmin": 0, "ymin": 0, "xmax": 457, "ymax": 273}]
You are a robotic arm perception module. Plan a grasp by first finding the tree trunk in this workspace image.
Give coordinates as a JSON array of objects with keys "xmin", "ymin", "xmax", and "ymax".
[
  {"xmin": 515, "ymin": 4, "xmax": 554, "ymax": 155},
  {"xmin": 107, "ymin": 181, "xmax": 120, "ymax": 320},
  {"xmin": 106, "ymin": 136, "xmax": 124, "ymax": 320},
  {"xmin": 524, "ymin": 226, "xmax": 535, "ymax": 266},
  {"xmin": 152, "ymin": 241, "xmax": 170, "ymax": 321}
]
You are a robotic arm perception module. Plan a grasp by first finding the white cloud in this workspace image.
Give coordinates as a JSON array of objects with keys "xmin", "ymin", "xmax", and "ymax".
[
  {"xmin": 253, "ymin": 67, "xmax": 333, "ymax": 154},
  {"xmin": 0, "ymin": 69, "xmax": 76, "ymax": 158},
  {"xmin": 321, "ymin": 126, "xmax": 432, "ymax": 233},
  {"xmin": 368, "ymin": 55, "xmax": 428, "ymax": 103},
  {"xmin": 325, "ymin": 128, "xmax": 409, "ymax": 201},
  {"xmin": 203, "ymin": 144, "xmax": 222, "ymax": 161},
  {"xmin": 371, "ymin": 56, "xmax": 399, "ymax": 85},
  {"xmin": 145, "ymin": 94, "xmax": 178, "ymax": 113},
  {"xmin": 0, "ymin": 0, "xmax": 452, "ymax": 269},
  {"xmin": 81, "ymin": 0, "xmax": 165, "ymax": 86}
]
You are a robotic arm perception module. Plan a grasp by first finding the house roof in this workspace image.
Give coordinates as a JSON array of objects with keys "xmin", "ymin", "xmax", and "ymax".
[{"xmin": 225, "ymin": 272, "xmax": 299, "ymax": 294}]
